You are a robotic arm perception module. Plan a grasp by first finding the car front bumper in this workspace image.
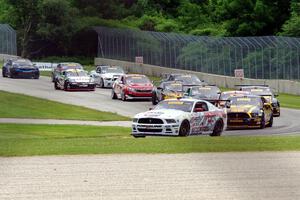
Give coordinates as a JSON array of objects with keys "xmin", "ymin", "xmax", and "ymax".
[
  {"xmin": 67, "ymin": 82, "xmax": 96, "ymax": 90},
  {"xmin": 132, "ymin": 122, "xmax": 180, "ymax": 136},
  {"xmin": 227, "ymin": 117, "xmax": 263, "ymax": 129}
]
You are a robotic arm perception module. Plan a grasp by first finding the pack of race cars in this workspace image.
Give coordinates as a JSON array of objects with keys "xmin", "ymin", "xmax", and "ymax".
[{"xmin": 2, "ymin": 59, "xmax": 281, "ymax": 137}]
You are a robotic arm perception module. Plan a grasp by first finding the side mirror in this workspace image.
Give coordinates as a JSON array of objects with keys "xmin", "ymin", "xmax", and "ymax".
[
  {"xmin": 149, "ymin": 107, "xmax": 153, "ymax": 110},
  {"xmin": 225, "ymin": 102, "xmax": 231, "ymax": 108},
  {"xmin": 274, "ymin": 94, "xmax": 279, "ymax": 97}
]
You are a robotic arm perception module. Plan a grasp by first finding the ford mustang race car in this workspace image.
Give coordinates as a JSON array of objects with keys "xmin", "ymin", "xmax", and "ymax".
[
  {"xmin": 218, "ymin": 90, "xmax": 251, "ymax": 107},
  {"xmin": 2, "ymin": 58, "xmax": 39, "ymax": 79},
  {"xmin": 238, "ymin": 85, "xmax": 280, "ymax": 117},
  {"xmin": 90, "ymin": 66, "xmax": 125, "ymax": 88},
  {"xmin": 152, "ymin": 81, "xmax": 184, "ymax": 105},
  {"xmin": 111, "ymin": 74, "xmax": 154, "ymax": 101},
  {"xmin": 54, "ymin": 69, "xmax": 96, "ymax": 91},
  {"xmin": 226, "ymin": 95, "xmax": 273, "ymax": 129},
  {"xmin": 184, "ymin": 85, "xmax": 221, "ymax": 104},
  {"xmin": 51, "ymin": 62, "xmax": 83, "ymax": 82},
  {"xmin": 132, "ymin": 99, "xmax": 227, "ymax": 137}
]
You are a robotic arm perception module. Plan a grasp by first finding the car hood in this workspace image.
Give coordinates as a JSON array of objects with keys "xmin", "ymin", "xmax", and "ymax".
[
  {"xmin": 227, "ymin": 105, "xmax": 260, "ymax": 113},
  {"xmin": 128, "ymin": 83, "xmax": 153, "ymax": 88},
  {"xmin": 68, "ymin": 76, "xmax": 92, "ymax": 82},
  {"xmin": 102, "ymin": 73, "xmax": 124, "ymax": 78},
  {"xmin": 135, "ymin": 109, "xmax": 187, "ymax": 119}
]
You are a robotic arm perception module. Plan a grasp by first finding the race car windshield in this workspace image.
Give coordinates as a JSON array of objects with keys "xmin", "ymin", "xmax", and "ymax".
[
  {"xmin": 154, "ymin": 101, "xmax": 193, "ymax": 112},
  {"xmin": 229, "ymin": 97, "xmax": 262, "ymax": 107},
  {"xmin": 127, "ymin": 76, "xmax": 151, "ymax": 84},
  {"xmin": 192, "ymin": 87, "xmax": 220, "ymax": 96},
  {"xmin": 175, "ymin": 75, "xmax": 202, "ymax": 85},
  {"xmin": 164, "ymin": 83, "xmax": 183, "ymax": 92},
  {"xmin": 103, "ymin": 68, "xmax": 124, "ymax": 74},
  {"xmin": 61, "ymin": 64, "xmax": 83, "ymax": 70},
  {"xmin": 242, "ymin": 87, "xmax": 272, "ymax": 96},
  {"xmin": 219, "ymin": 92, "xmax": 249, "ymax": 100},
  {"xmin": 14, "ymin": 60, "xmax": 33, "ymax": 67},
  {"xmin": 66, "ymin": 71, "xmax": 87, "ymax": 77}
]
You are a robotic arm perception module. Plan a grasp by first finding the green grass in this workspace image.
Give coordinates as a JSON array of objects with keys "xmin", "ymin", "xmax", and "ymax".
[
  {"xmin": 0, "ymin": 124, "xmax": 300, "ymax": 156},
  {"xmin": 0, "ymin": 90, "xmax": 129, "ymax": 121},
  {"xmin": 277, "ymin": 93, "xmax": 300, "ymax": 109}
]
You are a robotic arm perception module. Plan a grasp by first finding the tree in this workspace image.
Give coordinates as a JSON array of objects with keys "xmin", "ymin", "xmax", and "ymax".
[
  {"xmin": 281, "ymin": 1, "xmax": 300, "ymax": 36},
  {"xmin": 6, "ymin": 0, "xmax": 40, "ymax": 57},
  {"xmin": 215, "ymin": 0, "xmax": 291, "ymax": 36},
  {"xmin": 36, "ymin": 0, "xmax": 76, "ymax": 55}
]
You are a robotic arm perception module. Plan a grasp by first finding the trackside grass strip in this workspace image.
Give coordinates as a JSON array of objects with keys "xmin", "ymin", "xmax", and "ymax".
[
  {"xmin": 1, "ymin": 124, "xmax": 300, "ymax": 157},
  {"xmin": 0, "ymin": 90, "xmax": 129, "ymax": 121}
]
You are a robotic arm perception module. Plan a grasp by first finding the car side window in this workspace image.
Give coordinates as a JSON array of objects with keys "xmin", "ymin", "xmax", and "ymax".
[
  {"xmin": 96, "ymin": 67, "xmax": 101, "ymax": 73},
  {"xmin": 193, "ymin": 102, "xmax": 208, "ymax": 112}
]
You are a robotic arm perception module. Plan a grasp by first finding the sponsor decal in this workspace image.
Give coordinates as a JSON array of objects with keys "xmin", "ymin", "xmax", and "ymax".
[{"xmin": 33, "ymin": 62, "xmax": 58, "ymax": 71}]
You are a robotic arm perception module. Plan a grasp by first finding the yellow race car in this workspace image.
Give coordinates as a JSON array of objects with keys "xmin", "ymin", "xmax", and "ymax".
[
  {"xmin": 152, "ymin": 81, "xmax": 184, "ymax": 105},
  {"xmin": 226, "ymin": 95, "xmax": 273, "ymax": 129}
]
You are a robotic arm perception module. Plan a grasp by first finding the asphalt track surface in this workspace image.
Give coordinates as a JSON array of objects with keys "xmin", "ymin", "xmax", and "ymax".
[
  {"xmin": 0, "ymin": 75, "xmax": 300, "ymax": 136},
  {"xmin": 1, "ymin": 152, "xmax": 300, "ymax": 200}
]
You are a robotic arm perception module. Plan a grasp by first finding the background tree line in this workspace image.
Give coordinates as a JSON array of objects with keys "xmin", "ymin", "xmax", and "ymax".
[{"xmin": 0, "ymin": 0, "xmax": 299, "ymax": 58}]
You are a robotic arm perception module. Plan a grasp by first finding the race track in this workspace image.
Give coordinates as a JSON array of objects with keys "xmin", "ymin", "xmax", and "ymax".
[
  {"xmin": 1, "ymin": 153, "xmax": 300, "ymax": 200},
  {"xmin": 0, "ymin": 75, "xmax": 300, "ymax": 136}
]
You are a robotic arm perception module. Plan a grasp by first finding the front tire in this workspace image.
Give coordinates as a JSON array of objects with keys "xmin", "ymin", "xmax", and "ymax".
[
  {"xmin": 152, "ymin": 93, "xmax": 158, "ymax": 105},
  {"xmin": 260, "ymin": 114, "xmax": 266, "ymax": 129},
  {"xmin": 267, "ymin": 114, "xmax": 273, "ymax": 127},
  {"xmin": 121, "ymin": 91, "xmax": 127, "ymax": 101},
  {"xmin": 99, "ymin": 78, "xmax": 104, "ymax": 88},
  {"xmin": 111, "ymin": 89, "xmax": 117, "ymax": 99},
  {"xmin": 54, "ymin": 81, "xmax": 59, "ymax": 90},
  {"xmin": 64, "ymin": 82, "xmax": 70, "ymax": 91},
  {"xmin": 2, "ymin": 68, "xmax": 7, "ymax": 77},
  {"xmin": 210, "ymin": 120, "xmax": 223, "ymax": 137},
  {"xmin": 179, "ymin": 120, "xmax": 190, "ymax": 137}
]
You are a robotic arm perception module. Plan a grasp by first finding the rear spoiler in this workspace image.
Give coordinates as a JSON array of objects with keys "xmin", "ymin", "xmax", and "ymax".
[{"xmin": 235, "ymin": 84, "xmax": 269, "ymax": 88}]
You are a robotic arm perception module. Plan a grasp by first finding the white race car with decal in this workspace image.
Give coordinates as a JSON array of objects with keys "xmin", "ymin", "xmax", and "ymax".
[
  {"xmin": 132, "ymin": 99, "xmax": 227, "ymax": 137},
  {"xmin": 90, "ymin": 66, "xmax": 125, "ymax": 88}
]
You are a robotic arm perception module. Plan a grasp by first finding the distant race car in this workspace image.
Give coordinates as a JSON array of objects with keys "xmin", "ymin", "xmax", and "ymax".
[
  {"xmin": 51, "ymin": 62, "xmax": 83, "ymax": 82},
  {"xmin": 111, "ymin": 74, "xmax": 154, "ymax": 101},
  {"xmin": 132, "ymin": 99, "xmax": 227, "ymax": 137},
  {"xmin": 54, "ymin": 69, "xmax": 96, "ymax": 91},
  {"xmin": 90, "ymin": 66, "xmax": 125, "ymax": 88},
  {"xmin": 2, "ymin": 58, "xmax": 39, "ymax": 79},
  {"xmin": 184, "ymin": 85, "xmax": 221, "ymax": 104},
  {"xmin": 238, "ymin": 85, "xmax": 280, "ymax": 117},
  {"xmin": 218, "ymin": 90, "xmax": 251, "ymax": 107},
  {"xmin": 162, "ymin": 73, "xmax": 205, "ymax": 90},
  {"xmin": 152, "ymin": 81, "xmax": 184, "ymax": 105},
  {"xmin": 226, "ymin": 95, "xmax": 273, "ymax": 129}
]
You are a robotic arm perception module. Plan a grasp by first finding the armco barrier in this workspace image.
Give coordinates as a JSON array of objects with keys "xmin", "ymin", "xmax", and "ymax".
[
  {"xmin": 95, "ymin": 57, "xmax": 300, "ymax": 95},
  {"xmin": 0, "ymin": 54, "xmax": 19, "ymax": 63}
]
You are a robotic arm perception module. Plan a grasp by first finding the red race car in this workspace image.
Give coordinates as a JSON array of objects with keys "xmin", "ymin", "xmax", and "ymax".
[{"xmin": 111, "ymin": 74, "xmax": 154, "ymax": 101}]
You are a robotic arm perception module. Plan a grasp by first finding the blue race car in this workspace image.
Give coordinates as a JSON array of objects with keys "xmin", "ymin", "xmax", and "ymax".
[{"xmin": 2, "ymin": 59, "xmax": 39, "ymax": 79}]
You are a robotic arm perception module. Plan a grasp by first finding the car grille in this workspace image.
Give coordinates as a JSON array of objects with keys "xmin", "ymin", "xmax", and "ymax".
[
  {"xmin": 137, "ymin": 128, "xmax": 163, "ymax": 133},
  {"xmin": 138, "ymin": 118, "xmax": 164, "ymax": 124},
  {"xmin": 228, "ymin": 113, "xmax": 250, "ymax": 119},
  {"xmin": 135, "ymin": 89, "xmax": 152, "ymax": 93}
]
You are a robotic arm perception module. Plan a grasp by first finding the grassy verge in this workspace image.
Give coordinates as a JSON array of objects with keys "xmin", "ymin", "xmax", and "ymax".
[
  {"xmin": 0, "ymin": 124, "xmax": 300, "ymax": 156},
  {"xmin": 0, "ymin": 90, "xmax": 129, "ymax": 121},
  {"xmin": 277, "ymin": 93, "xmax": 300, "ymax": 109}
]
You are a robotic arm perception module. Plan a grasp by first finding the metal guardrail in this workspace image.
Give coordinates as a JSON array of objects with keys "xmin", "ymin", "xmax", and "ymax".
[
  {"xmin": 94, "ymin": 26, "xmax": 300, "ymax": 81},
  {"xmin": 0, "ymin": 24, "xmax": 17, "ymax": 56}
]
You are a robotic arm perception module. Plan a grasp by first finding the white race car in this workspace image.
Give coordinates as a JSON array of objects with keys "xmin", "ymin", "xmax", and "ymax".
[
  {"xmin": 90, "ymin": 66, "xmax": 125, "ymax": 88},
  {"xmin": 132, "ymin": 99, "xmax": 227, "ymax": 137}
]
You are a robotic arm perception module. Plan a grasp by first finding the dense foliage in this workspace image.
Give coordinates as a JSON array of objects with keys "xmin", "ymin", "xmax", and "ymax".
[{"xmin": 0, "ymin": 0, "xmax": 298, "ymax": 58}]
